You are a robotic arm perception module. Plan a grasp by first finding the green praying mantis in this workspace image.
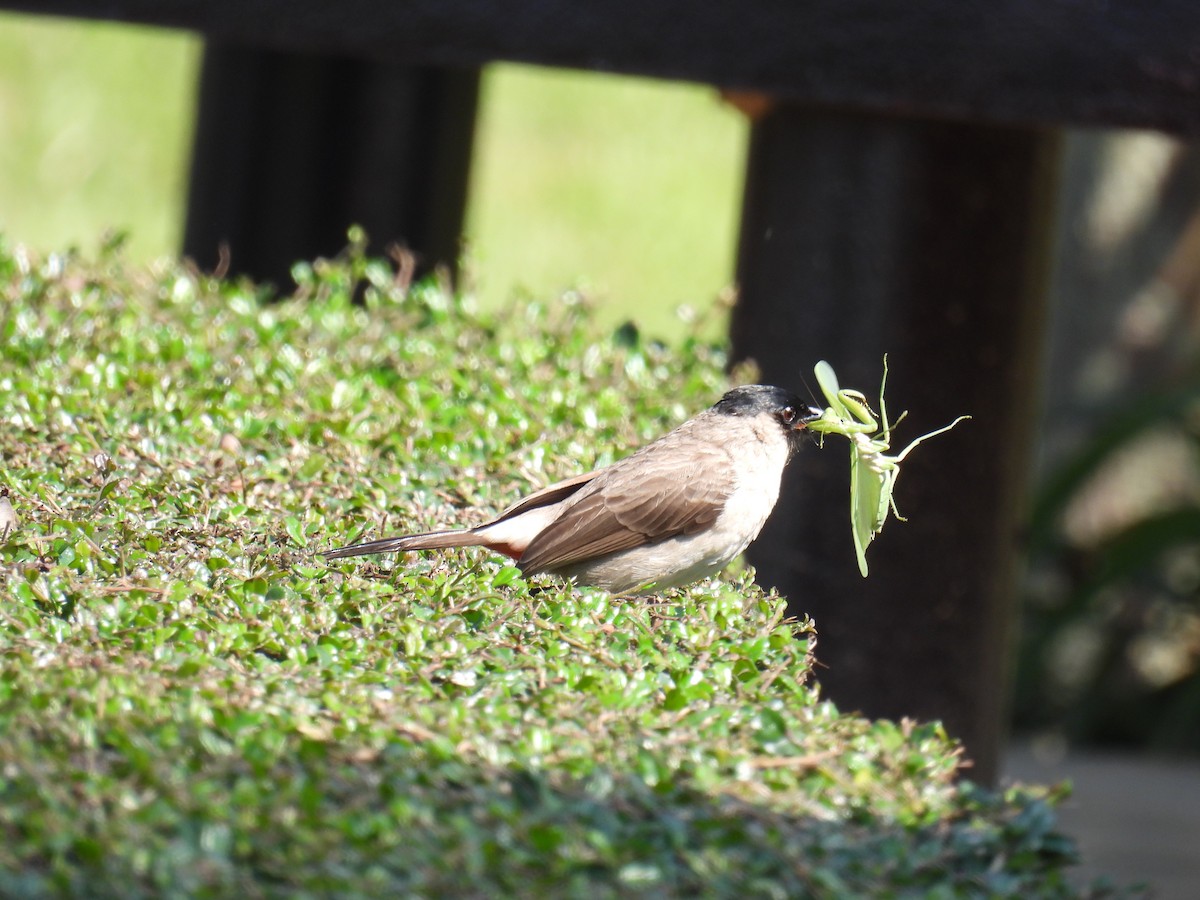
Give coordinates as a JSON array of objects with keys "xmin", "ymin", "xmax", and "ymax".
[{"xmin": 807, "ymin": 358, "xmax": 970, "ymax": 577}]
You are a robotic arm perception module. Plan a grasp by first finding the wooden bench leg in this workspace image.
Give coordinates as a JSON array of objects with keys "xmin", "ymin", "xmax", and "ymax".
[
  {"xmin": 731, "ymin": 105, "xmax": 1062, "ymax": 782},
  {"xmin": 182, "ymin": 42, "xmax": 479, "ymax": 288}
]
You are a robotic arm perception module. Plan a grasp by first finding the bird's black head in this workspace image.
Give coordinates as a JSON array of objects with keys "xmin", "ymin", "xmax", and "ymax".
[{"xmin": 714, "ymin": 385, "xmax": 823, "ymax": 448}]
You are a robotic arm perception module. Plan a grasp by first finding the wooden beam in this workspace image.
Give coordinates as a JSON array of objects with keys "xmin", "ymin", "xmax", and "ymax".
[{"xmin": 8, "ymin": 1, "xmax": 1200, "ymax": 135}]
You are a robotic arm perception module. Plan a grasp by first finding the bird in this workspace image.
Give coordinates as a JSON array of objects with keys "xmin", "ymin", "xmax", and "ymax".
[{"xmin": 322, "ymin": 385, "xmax": 823, "ymax": 593}]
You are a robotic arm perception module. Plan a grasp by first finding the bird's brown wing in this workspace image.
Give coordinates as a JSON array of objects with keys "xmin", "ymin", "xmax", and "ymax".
[
  {"xmin": 517, "ymin": 439, "xmax": 734, "ymax": 574},
  {"xmin": 491, "ymin": 470, "xmax": 600, "ymax": 523}
]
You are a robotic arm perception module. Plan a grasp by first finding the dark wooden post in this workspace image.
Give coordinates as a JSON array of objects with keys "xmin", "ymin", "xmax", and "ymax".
[
  {"xmin": 731, "ymin": 105, "xmax": 1061, "ymax": 782},
  {"xmin": 183, "ymin": 43, "xmax": 479, "ymax": 287}
]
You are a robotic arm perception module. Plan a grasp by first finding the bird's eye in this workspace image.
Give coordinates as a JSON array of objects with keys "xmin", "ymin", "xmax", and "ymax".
[{"xmin": 780, "ymin": 406, "xmax": 798, "ymax": 425}]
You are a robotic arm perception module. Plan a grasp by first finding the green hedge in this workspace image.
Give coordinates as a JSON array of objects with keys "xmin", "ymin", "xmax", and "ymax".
[{"xmin": 0, "ymin": 239, "xmax": 1129, "ymax": 897}]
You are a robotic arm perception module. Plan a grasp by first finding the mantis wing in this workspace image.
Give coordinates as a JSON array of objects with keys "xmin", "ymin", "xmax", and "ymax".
[{"xmin": 848, "ymin": 444, "xmax": 872, "ymax": 577}]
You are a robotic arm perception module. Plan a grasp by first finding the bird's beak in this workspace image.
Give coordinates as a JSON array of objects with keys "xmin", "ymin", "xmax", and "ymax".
[
  {"xmin": 798, "ymin": 405, "xmax": 825, "ymax": 444},
  {"xmin": 799, "ymin": 405, "xmax": 824, "ymax": 429}
]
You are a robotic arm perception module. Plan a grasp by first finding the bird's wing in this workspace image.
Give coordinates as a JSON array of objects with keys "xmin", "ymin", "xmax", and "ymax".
[
  {"xmin": 517, "ymin": 438, "xmax": 733, "ymax": 574},
  {"xmin": 492, "ymin": 470, "xmax": 600, "ymax": 523}
]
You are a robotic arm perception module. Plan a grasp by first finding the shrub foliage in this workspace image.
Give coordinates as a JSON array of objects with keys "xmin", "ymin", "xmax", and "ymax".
[{"xmin": 0, "ymin": 240, "xmax": 1126, "ymax": 896}]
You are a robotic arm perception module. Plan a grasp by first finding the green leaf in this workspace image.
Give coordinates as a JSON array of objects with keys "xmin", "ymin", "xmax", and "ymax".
[{"xmin": 285, "ymin": 516, "xmax": 307, "ymax": 548}]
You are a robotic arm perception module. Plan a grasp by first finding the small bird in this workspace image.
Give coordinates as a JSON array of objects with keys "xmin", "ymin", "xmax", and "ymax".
[{"xmin": 323, "ymin": 385, "xmax": 822, "ymax": 593}]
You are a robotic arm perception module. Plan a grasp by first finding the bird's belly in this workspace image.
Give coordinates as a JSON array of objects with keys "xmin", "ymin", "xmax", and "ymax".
[{"xmin": 557, "ymin": 535, "xmax": 732, "ymax": 593}]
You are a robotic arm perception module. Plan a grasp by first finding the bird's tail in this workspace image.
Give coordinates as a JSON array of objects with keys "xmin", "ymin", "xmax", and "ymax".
[{"xmin": 321, "ymin": 529, "xmax": 480, "ymax": 560}]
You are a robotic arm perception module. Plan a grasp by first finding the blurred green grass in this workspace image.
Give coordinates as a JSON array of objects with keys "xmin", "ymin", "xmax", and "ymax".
[
  {"xmin": 0, "ymin": 12, "xmax": 745, "ymax": 337},
  {"xmin": 0, "ymin": 15, "xmax": 199, "ymax": 261}
]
